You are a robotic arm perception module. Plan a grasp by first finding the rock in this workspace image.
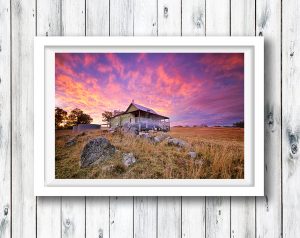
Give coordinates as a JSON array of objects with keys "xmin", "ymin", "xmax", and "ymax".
[
  {"xmin": 152, "ymin": 133, "xmax": 169, "ymax": 143},
  {"xmin": 195, "ymin": 159, "xmax": 204, "ymax": 166},
  {"xmin": 188, "ymin": 151, "xmax": 197, "ymax": 159},
  {"xmin": 128, "ymin": 126, "xmax": 139, "ymax": 135},
  {"xmin": 122, "ymin": 153, "xmax": 136, "ymax": 167},
  {"xmin": 77, "ymin": 132, "xmax": 86, "ymax": 137},
  {"xmin": 80, "ymin": 137, "xmax": 116, "ymax": 168},
  {"xmin": 65, "ymin": 138, "xmax": 76, "ymax": 147},
  {"xmin": 167, "ymin": 138, "xmax": 188, "ymax": 148}
]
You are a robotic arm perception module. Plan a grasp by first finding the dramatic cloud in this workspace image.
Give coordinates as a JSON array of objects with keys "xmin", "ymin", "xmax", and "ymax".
[{"xmin": 55, "ymin": 52, "xmax": 244, "ymax": 126}]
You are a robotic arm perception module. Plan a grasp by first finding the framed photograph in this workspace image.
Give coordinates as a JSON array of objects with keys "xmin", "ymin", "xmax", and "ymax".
[{"xmin": 34, "ymin": 37, "xmax": 264, "ymax": 196}]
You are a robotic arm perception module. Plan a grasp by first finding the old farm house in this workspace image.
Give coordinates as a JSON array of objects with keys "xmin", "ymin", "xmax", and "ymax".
[{"xmin": 110, "ymin": 102, "xmax": 170, "ymax": 132}]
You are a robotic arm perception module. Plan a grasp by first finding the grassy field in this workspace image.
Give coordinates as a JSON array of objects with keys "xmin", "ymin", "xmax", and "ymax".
[{"xmin": 55, "ymin": 127, "xmax": 244, "ymax": 179}]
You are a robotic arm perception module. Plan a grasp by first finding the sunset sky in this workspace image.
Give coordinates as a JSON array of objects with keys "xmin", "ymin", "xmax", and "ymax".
[{"xmin": 55, "ymin": 52, "xmax": 244, "ymax": 126}]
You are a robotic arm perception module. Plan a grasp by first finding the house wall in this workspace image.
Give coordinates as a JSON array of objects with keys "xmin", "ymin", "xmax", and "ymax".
[{"xmin": 110, "ymin": 113, "xmax": 135, "ymax": 128}]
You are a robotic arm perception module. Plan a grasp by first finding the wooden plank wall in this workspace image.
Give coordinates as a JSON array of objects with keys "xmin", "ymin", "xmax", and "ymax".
[{"xmin": 1, "ymin": 0, "xmax": 296, "ymax": 237}]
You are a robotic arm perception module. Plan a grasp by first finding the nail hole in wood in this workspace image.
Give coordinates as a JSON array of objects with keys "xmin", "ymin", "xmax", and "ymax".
[
  {"xmin": 164, "ymin": 6, "xmax": 168, "ymax": 18},
  {"xmin": 98, "ymin": 228, "xmax": 103, "ymax": 238},
  {"xmin": 291, "ymin": 143, "xmax": 298, "ymax": 155},
  {"xmin": 4, "ymin": 206, "xmax": 8, "ymax": 216}
]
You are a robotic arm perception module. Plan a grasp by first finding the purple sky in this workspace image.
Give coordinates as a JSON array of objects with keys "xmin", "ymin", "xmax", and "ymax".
[{"xmin": 56, "ymin": 52, "xmax": 244, "ymax": 126}]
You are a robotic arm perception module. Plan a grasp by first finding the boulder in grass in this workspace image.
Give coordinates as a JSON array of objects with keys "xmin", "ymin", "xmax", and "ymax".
[
  {"xmin": 80, "ymin": 137, "xmax": 115, "ymax": 168},
  {"xmin": 188, "ymin": 151, "xmax": 197, "ymax": 159},
  {"xmin": 167, "ymin": 138, "xmax": 188, "ymax": 148},
  {"xmin": 122, "ymin": 153, "xmax": 136, "ymax": 167},
  {"xmin": 65, "ymin": 138, "xmax": 76, "ymax": 147}
]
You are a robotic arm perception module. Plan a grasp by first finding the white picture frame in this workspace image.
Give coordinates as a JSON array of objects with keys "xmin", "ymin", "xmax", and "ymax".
[{"xmin": 34, "ymin": 36, "xmax": 264, "ymax": 196}]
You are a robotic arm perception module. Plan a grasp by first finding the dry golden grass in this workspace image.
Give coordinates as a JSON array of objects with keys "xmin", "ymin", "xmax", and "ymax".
[{"xmin": 55, "ymin": 127, "xmax": 244, "ymax": 179}]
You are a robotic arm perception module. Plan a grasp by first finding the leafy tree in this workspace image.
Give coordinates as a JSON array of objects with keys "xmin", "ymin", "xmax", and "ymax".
[
  {"xmin": 102, "ymin": 111, "xmax": 113, "ymax": 123},
  {"xmin": 68, "ymin": 108, "xmax": 93, "ymax": 127},
  {"xmin": 55, "ymin": 107, "xmax": 67, "ymax": 129},
  {"xmin": 233, "ymin": 120, "xmax": 244, "ymax": 128}
]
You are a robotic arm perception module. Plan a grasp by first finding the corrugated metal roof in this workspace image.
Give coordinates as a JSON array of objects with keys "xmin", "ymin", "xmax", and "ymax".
[{"xmin": 131, "ymin": 103, "xmax": 159, "ymax": 115}]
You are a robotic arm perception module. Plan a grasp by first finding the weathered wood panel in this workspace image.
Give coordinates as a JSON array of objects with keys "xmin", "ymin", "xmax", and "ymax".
[
  {"xmin": 1, "ymin": 0, "xmax": 292, "ymax": 237},
  {"xmin": 182, "ymin": 0, "xmax": 205, "ymax": 36},
  {"xmin": 157, "ymin": 197, "xmax": 181, "ymax": 238},
  {"xmin": 61, "ymin": 197, "xmax": 85, "ymax": 238},
  {"xmin": 182, "ymin": 197, "xmax": 206, "ymax": 238},
  {"xmin": 11, "ymin": 0, "xmax": 36, "ymax": 237},
  {"xmin": 205, "ymin": 1, "xmax": 231, "ymax": 237},
  {"xmin": 282, "ymin": 0, "xmax": 300, "ymax": 237},
  {"xmin": 86, "ymin": 197, "xmax": 110, "ymax": 238},
  {"xmin": 230, "ymin": 1, "xmax": 256, "ymax": 237},
  {"xmin": 134, "ymin": 0, "xmax": 157, "ymax": 36},
  {"xmin": 256, "ymin": 0, "xmax": 282, "ymax": 237},
  {"xmin": 86, "ymin": 0, "xmax": 109, "ymax": 36},
  {"xmin": 157, "ymin": 0, "xmax": 181, "ymax": 36},
  {"xmin": 110, "ymin": 0, "xmax": 134, "ymax": 36},
  {"xmin": 110, "ymin": 197, "xmax": 134, "ymax": 238},
  {"xmin": 134, "ymin": 197, "xmax": 157, "ymax": 238},
  {"xmin": 36, "ymin": 1, "xmax": 62, "ymax": 237},
  {"xmin": 0, "ymin": 0, "xmax": 11, "ymax": 237}
]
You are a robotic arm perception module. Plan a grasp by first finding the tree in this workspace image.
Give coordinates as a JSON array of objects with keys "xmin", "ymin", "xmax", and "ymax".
[
  {"xmin": 68, "ymin": 108, "xmax": 93, "ymax": 127},
  {"xmin": 233, "ymin": 120, "xmax": 244, "ymax": 128},
  {"xmin": 55, "ymin": 107, "xmax": 67, "ymax": 129},
  {"xmin": 102, "ymin": 111, "xmax": 113, "ymax": 123}
]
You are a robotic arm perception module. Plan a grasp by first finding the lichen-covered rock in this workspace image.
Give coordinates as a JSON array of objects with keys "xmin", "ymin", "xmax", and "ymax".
[
  {"xmin": 188, "ymin": 151, "xmax": 197, "ymax": 159},
  {"xmin": 167, "ymin": 138, "xmax": 188, "ymax": 148},
  {"xmin": 80, "ymin": 137, "xmax": 115, "ymax": 168},
  {"xmin": 122, "ymin": 152, "xmax": 136, "ymax": 167},
  {"xmin": 65, "ymin": 138, "xmax": 76, "ymax": 147}
]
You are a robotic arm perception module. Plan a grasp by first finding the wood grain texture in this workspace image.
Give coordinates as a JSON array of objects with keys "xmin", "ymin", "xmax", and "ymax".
[
  {"xmin": 62, "ymin": 197, "xmax": 85, "ymax": 238},
  {"xmin": 230, "ymin": 1, "xmax": 256, "ymax": 237},
  {"xmin": 110, "ymin": 197, "xmax": 133, "ymax": 238},
  {"xmin": 282, "ymin": 0, "xmax": 300, "ymax": 237},
  {"xmin": 36, "ymin": 1, "xmax": 62, "ymax": 237},
  {"xmin": 158, "ymin": 0, "xmax": 181, "ymax": 35},
  {"xmin": 86, "ymin": 0, "xmax": 109, "ymax": 36},
  {"xmin": 206, "ymin": 0, "xmax": 230, "ymax": 36},
  {"xmin": 157, "ymin": 197, "xmax": 181, "ymax": 238},
  {"xmin": 256, "ymin": 0, "xmax": 282, "ymax": 237},
  {"xmin": 62, "ymin": 0, "xmax": 85, "ymax": 36},
  {"xmin": 182, "ymin": 0, "xmax": 205, "ymax": 36},
  {"xmin": 0, "ymin": 0, "xmax": 10, "ymax": 237},
  {"xmin": 110, "ymin": 0, "xmax": 134, "ymax": 36},
  {"xmin": 11, "ymin": 0, "xmax": 36, "ymax": 237},
  {"xmin": 134, "ymin": 197, "xmax": 157, "ymax": 238},
  {"xmin": 206, "ymin": 198, "xmax": 230, "ymax": 238},
  {"xmin": 182, "ymin": 197, "xmax": 205, "ymax": 238},
  {"xmin": 86, "ymin": 197, "xmax": 109, "ymax": 238},
  {"xmin": 134, "ymin": 0, "xmax": 157, "ymax": 36},
  {"xmin": 0, "ymin": 0, "xmax": 291, "ymax": 237},
  {"xmin": 37, "ymin": 197, "xmax": 61, "ymax": 238},
  {"xmin": 205, "ymin": 1, "xmax": 231, "ymax": 237}
]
